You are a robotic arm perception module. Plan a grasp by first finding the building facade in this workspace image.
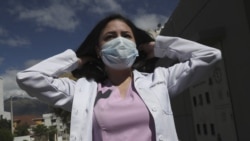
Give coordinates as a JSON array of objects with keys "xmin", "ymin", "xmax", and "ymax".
[
  {"xmin": 42, "ymin": 113, "xmax": 69, "ymax": 141},
  {"xmin": 0, "ymin": 77, "xmax": 11, "ymax": 120},
  {"xmin": 160, "ymin": 0, "xmax": 250, "ymax": 141}
]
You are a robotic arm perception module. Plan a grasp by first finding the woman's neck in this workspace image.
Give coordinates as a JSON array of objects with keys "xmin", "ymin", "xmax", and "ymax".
[{"xmin": 106, "ymin": 68, "xmax": 133, "ymax": 86}]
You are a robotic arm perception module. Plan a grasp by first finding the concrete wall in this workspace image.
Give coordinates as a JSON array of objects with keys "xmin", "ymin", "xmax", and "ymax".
[{"xmin": 14, "ymin": 135, "xmax": 32, "ymax": 141}]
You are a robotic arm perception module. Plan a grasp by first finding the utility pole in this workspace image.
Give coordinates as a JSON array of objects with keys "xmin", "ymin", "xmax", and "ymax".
[{"xmin": 10, "ymin": 96, "xmax": 13, "ymax": 134}]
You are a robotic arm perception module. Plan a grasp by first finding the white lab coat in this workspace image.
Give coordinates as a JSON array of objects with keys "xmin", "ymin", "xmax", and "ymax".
[{"xmin": 16, "ymin": 36, "xmax": 221, "ymax": 141}]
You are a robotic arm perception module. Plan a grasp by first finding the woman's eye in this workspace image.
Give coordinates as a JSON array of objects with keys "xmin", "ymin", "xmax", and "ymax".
[
  {"xmin": 104, "ymin": 35, "xmax": 115, "ymax": 41},
  {"xmin": 123, "ymin": 34, "xmax": 132, "ymax": 39}
]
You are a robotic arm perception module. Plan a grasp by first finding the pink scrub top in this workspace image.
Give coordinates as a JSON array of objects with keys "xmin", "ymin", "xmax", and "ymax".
[{"xmin": 93, "ymin": 80, "xmax": 156, "ymax": 141}]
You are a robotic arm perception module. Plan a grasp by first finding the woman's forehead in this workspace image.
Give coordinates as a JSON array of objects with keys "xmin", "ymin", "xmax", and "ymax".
[{"xmin": 102, "ymin": 20, "xmax": 132, "ymax": 33}]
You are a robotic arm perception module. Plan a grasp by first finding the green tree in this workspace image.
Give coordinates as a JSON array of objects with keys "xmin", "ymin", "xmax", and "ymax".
[
  {"xmin": 52, "ymin": 107, "xmax": 70, "ymax": 124},
  {"xmin": 32, "ymin": 124, "xmax": 48, "ymax": 141},
  {"xmin": 14, "ymin": 122, "xmax": 30, "ymax": 136},
  {"xmin": 0, "ymin": 117, "xmax": 11, "ymax": 130},
  {"xmin": 51, "ymin": 107, "xmax": 70, "ymax": 132},
  {"xmin": 0, "ymin": 129, "xmax": 13, "ymax": 141},
  {"xmin": 32, "ymin": 124, "xmax": 48, "ymax": 136},
  {"xmin": 0, "ymin": 117, "xmax": 13, "ymax": 141},
  {"xmin": 48, "ymin": 126, "xmax": 57, "ymax": 141},
  {"xmin": 32, "ymin": 124, "xmax": 58, "ymax": 141}
]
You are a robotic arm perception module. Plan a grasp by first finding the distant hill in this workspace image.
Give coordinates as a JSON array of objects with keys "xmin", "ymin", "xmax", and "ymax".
[{"xmin": 4, "ymin": 97, "xmax": 52, "ymax": 116}]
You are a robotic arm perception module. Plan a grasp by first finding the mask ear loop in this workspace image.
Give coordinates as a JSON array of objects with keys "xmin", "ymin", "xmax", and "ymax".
[{"xmin": 95, "ymin": 45, "xmax": 102, "ymax": 59}]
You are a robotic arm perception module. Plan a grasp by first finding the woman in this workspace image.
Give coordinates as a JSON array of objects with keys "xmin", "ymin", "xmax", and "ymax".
[{"xmin": 16, "ymin": 14, "xmax": 221, "ymax": 141}]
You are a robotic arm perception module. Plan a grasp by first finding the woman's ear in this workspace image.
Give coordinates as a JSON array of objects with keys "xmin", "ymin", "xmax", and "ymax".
[{"xmin": 95, "ymin": 46, "xmax": 101, "ymax": 58}]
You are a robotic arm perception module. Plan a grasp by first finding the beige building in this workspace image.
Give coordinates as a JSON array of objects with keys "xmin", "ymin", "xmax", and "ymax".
[{"xmin": 159, "ymin": 0, "xmax": 250, "ymax": 141}]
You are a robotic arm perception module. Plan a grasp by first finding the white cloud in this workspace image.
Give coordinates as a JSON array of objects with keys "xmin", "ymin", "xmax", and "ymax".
[
  {"xmin": 0, "ymin": 27, "xmax": 9, "ymax": 36},
  {"xmin": 1, "ymin": 58, "xmax": 42, "ymax": 99},
  {"xmin": 10, "ymin": 0, "xmax": 125, "ymax": 32},
  {"xmin": 132, "ymin": 13, "xmax": 168, "ymax": 31},
  {"xmin": 0, "ymin": 25, "xmax": 30, "ymax": 47},
  {"xmin": 24, "ymin": 59, "xmax": 42, "ymax": 68},
  {"xmin": 2, "ymin": 69, "xmax": 30, "ymax": 100},
  {"xmin": 68, "ymin": 0, "xmax": 90, "ymax": 7},
  {"xmin": 17, "ymin": 3, "xmax": 80, "ymax": 32},
  {"xmin": 0, "ymin": 36, "xmax": 30, "ymax": 47},
  {"xmin": 89, "ymin": 0, "xmax": 124, "ymax": 14}
]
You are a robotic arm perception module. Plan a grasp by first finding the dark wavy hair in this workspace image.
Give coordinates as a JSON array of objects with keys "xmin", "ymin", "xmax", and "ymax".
[{"xmin": 72, "ymin": 14, "xmax": 155, "ymax": 81}]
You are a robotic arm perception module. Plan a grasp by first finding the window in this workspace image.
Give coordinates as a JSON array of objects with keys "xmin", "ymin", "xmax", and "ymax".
[
  {"xmin": 205, "ymin": 92, "xmax": 211, "ymax": 104},
  {"xmin": 199, "ymin": 94, "xmax": 203, "ymax": 106},
  {"xmin": 203, "ymin": 124, "xmax": 207, "ymax": 135},
  {"xmin": 210, "ymin": 123, "xmax": 215, "ymax": 135},
  {"xmin": 196, "ymin": 124, "xmax": 201, "ymax": 135},
  {"xmin": 193, "ymin": 96, "xmax": 197, "ymax": 107}
]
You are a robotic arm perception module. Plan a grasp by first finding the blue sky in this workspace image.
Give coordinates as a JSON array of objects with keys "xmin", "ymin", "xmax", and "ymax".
[{"xmin": 0, "ymin": 0, "xmax": 179, "ymax": 99}]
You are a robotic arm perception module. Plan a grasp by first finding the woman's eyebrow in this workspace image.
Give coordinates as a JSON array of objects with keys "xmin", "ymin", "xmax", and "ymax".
[
  {"xmin": 103, "ymin": 31, "xmax": 116, "ymax": 35},
  {"xmin": 121, "ymin": 31, "xmax": 132, "ymax": 33}
]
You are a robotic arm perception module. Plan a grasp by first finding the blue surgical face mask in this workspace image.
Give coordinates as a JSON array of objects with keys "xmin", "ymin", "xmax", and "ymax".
[{"xmin": 100, "ymin": 37, "xmax": 139, "ymax": 70}]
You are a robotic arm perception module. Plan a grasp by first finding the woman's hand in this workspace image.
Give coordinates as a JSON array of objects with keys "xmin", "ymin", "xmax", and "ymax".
[{"xmin": 138, "ymin": 41, "xmax": 155, "ymax": 59}]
